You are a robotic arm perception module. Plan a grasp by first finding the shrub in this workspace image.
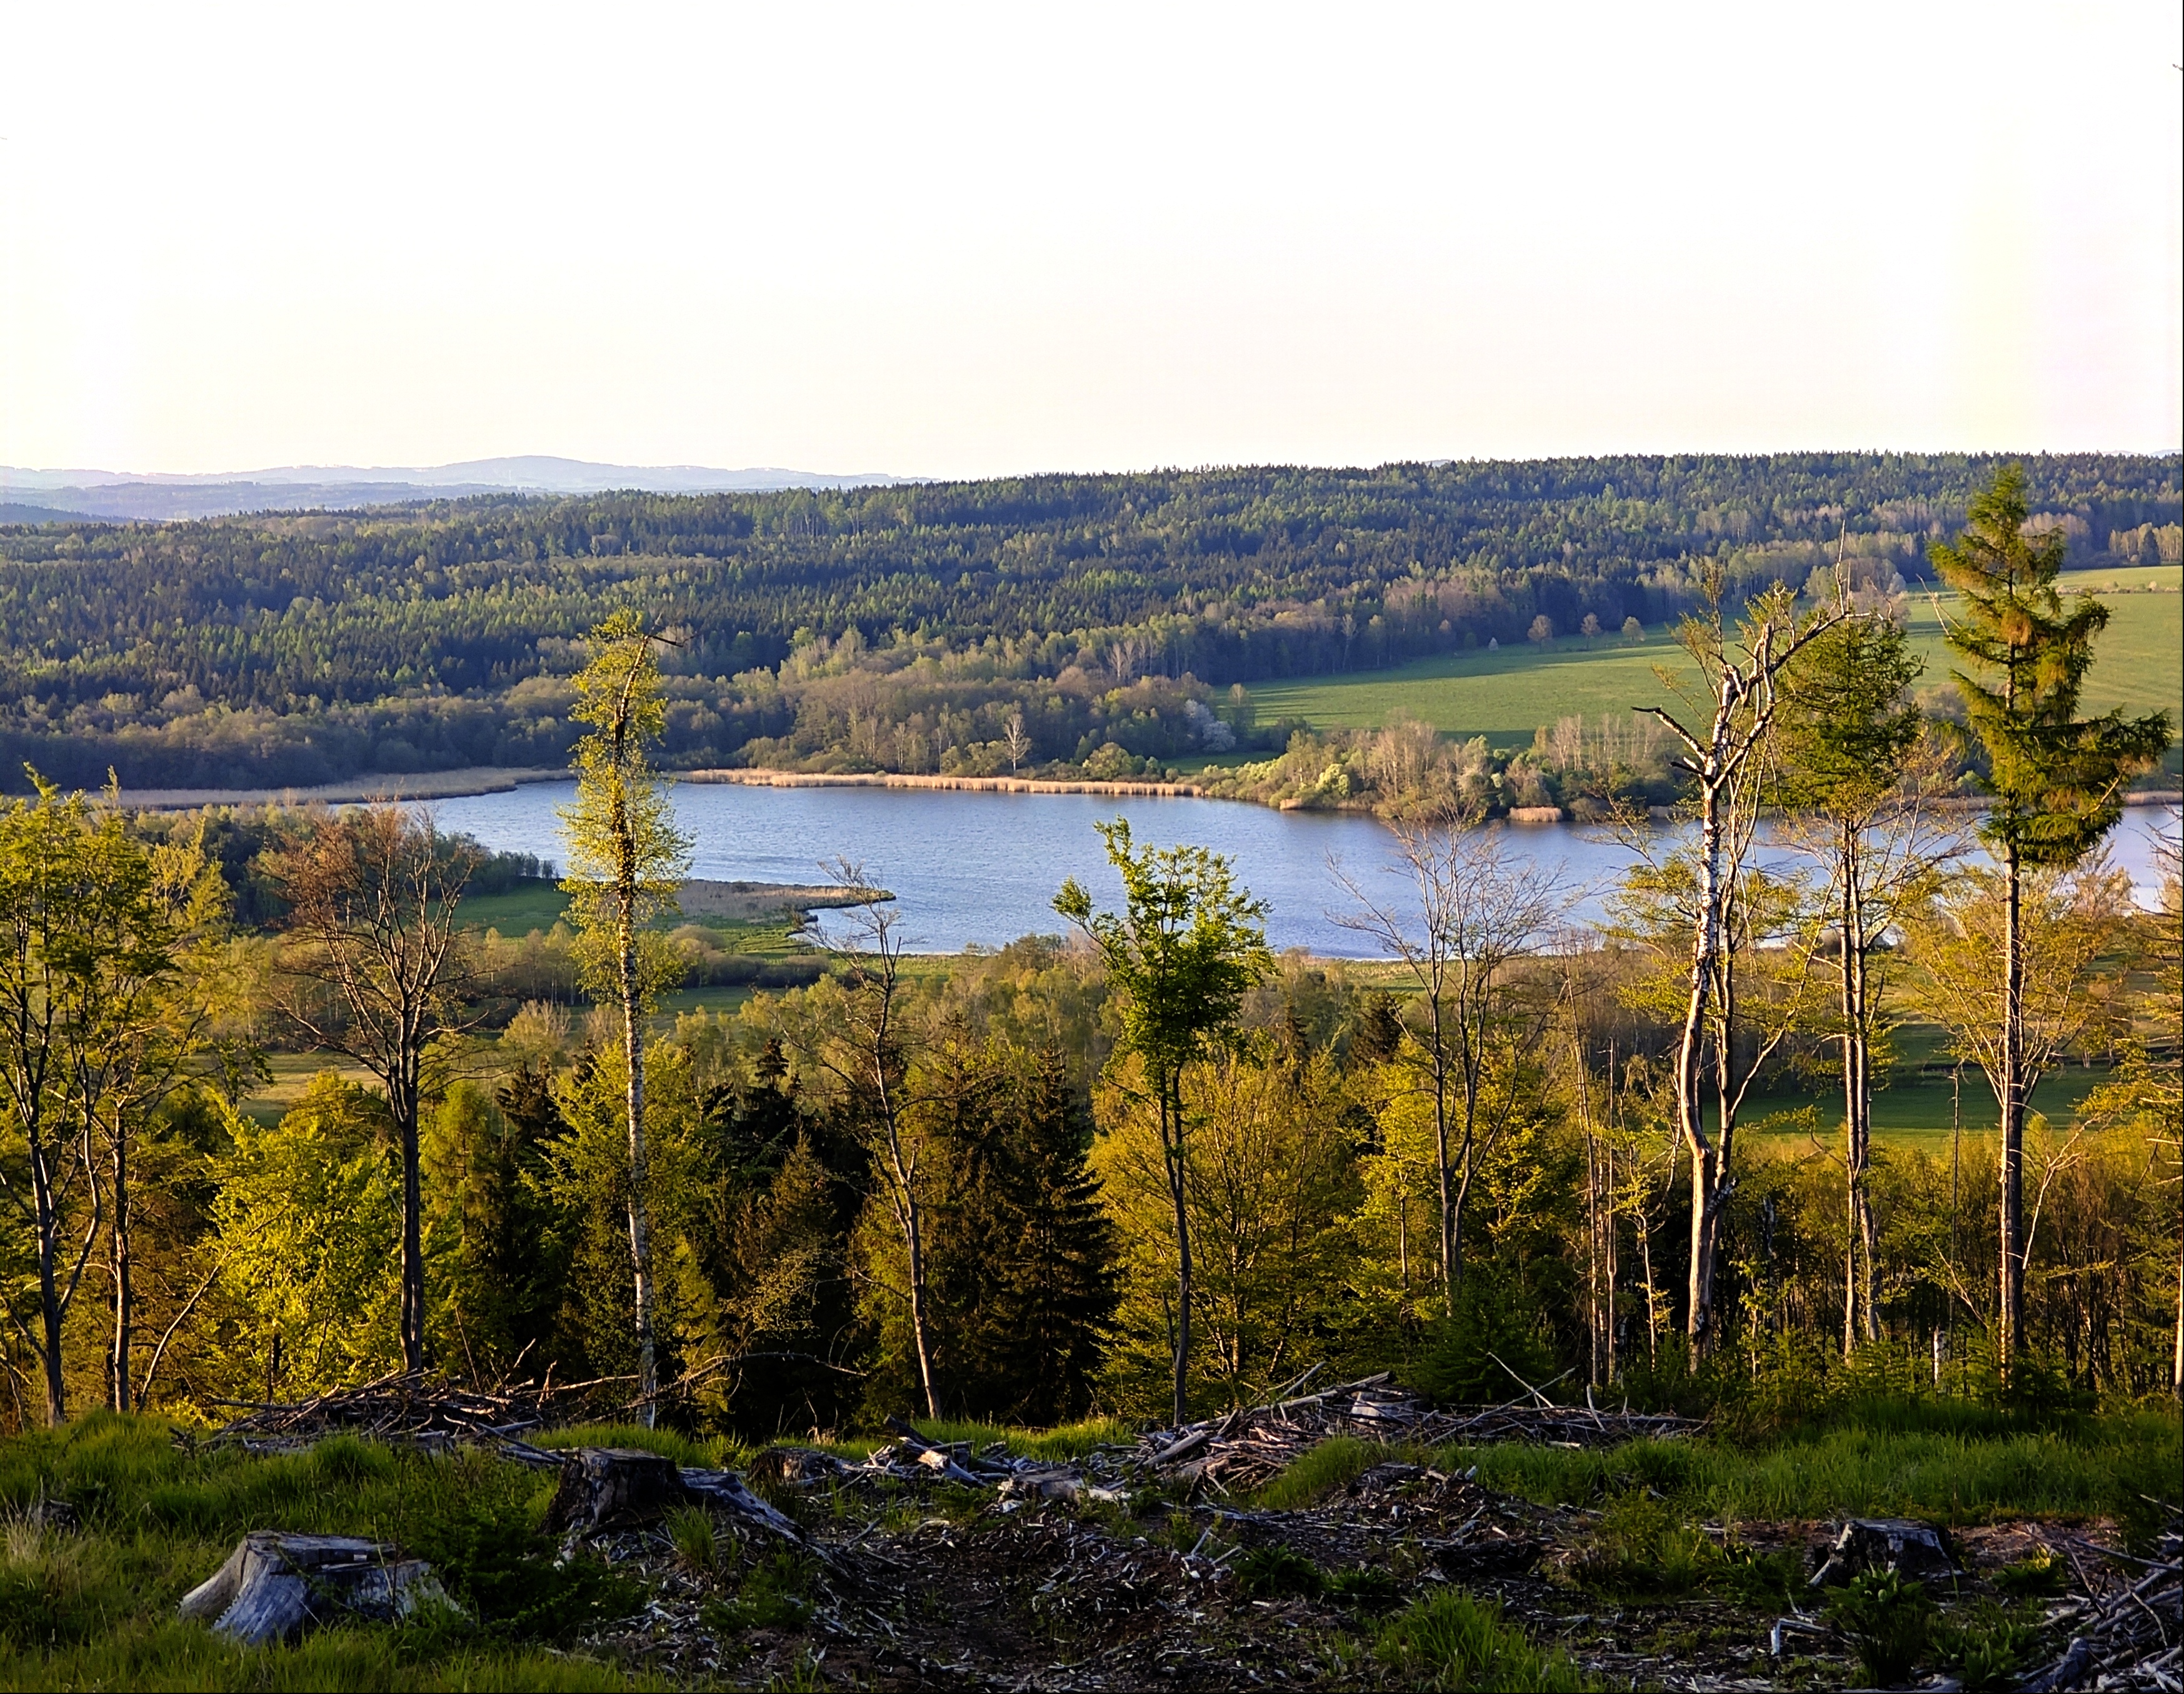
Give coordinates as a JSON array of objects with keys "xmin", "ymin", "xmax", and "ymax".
[
  {"xmin": 1824, "ymin": 1568, "xmax": 1933, "ymax": 1686},
  {"xmin": 1408, "ymin": 1270, "xmax": 1556, "ymax": 1406},
  {"xmin": 1326, "ymin": 1565, "xmax": 1402, "ymax": 1611},
  {"xmin": 708, "ymin": 1551, "xmax": 814, "ymax": 1632},
  {"xmin": 1234, "ymin": 1545, "xmax": 1324, "ymax": 1599}
]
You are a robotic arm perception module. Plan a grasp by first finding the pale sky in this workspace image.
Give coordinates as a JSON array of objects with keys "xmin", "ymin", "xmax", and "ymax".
[{"xmin": 1, "ymin": 1, "xmax": 2178, "ymax": 479}]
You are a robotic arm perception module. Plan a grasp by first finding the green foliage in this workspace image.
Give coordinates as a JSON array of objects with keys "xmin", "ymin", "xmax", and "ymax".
[
  {"xmin": 1823, "ymin": 1568, "xmax": 1933, "ymax": 1687},
  {"xmin": 1233, "ymin": 1545, "xmax": 1324, "ymax": 1598},
  {"xmin": 211, "ymin": 1076, "xmax": 403, "ymax": 1394},
  {"xmin": 1775, "ymin": 611, "xmax": 1925, "ymax": 815},
  {"xmin": 1408, "ymin": 1266, "xmax": 1557, "ymax": 1406},
  {"xmin": 1054, "ymin": 819, "xmax": 1271, "ymax": 1091},
  {"xmin": 1934, "ymin": 1601, "xmax": 2042, "ymax": 1694},
  {"xmin": 706, "ymin": 1551, "xmax": 814, "ymax": 1633},
  {"xmin": 1932, "ymin": 464, "xmax": 2173, "ymax": 867},
  {"xmin": 1566, "ymin": 1489, "xmax": 1710, "ymax": 1596},
  {"xmin": 0, "ymin": 1416, "xmax": 658, "ymax": 1687},
  {"xmin": 1375, "ymin": 1587, "xmax": 1595, "ymax": 1691},
  {"xmin": 1990, "ymin": 1546, "xmax": 2065, "ymax": 1597},
  {"xmin": 664, "ymin": 1505, "xmax": 719, "ymax": 1575},
  {"xmin": 1436, "ymin": 1403, "xmax": 2180, "ymax": 1523},
  {"xmin": 856, "ymin": 1043, "xmax": 1120, "ymax": 1424},
  {"xmin": 1325, "ymin": 1565, "xmax": 1402, "ymax": 1611},
  {"xmin": 1255, "ymin": 1438, "xmax": 1384, "ymax": 1510},
  {"xmin": 4, "ymin": 458, "xmax": 2171, "ymax": 793},
  {"xmin": 559, "ymin": 612, "xmax": 696, "ymax": 1016}
]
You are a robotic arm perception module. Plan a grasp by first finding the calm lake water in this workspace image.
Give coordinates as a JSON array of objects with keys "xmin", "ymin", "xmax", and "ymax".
[
  {"xmin": 430, "ymin": 781, "xmax": 2184, "ymax": 951},
  {"xmin": 426, "ymin": 781, "xmax": 2178, "ymax": 957}
]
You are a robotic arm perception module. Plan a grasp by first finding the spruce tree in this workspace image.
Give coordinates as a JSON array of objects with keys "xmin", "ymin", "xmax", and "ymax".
[{"xmin": 1930, "ymin": 465, "xmax": 2171, "ymax": 1364}]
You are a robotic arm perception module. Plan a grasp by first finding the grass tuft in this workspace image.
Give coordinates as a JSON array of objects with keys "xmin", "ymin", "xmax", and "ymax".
[
  {"xmin": 1375, "ymin": 1588, "xmax": 1595, "ymax": 1691},
  {"xmin": 1253, "ymin": 1437, "xmax": 1389, "ymax": 1510}
]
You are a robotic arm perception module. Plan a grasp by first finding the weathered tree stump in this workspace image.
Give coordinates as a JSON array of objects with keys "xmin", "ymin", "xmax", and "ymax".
[
  {"xmin": 1808, "ymin": 1518, "xmax": 1957, "ymax": 1587},
  {"xmin": 748, "ymin": 1445, "xmax": 851, "ymax": 1488},
  {"xmin": 178, "ymin": 1532, "xmax": 446, "ymax": 1646},
  {"xmin": 544, "ymin": 1446, "xmax": 689, "ymax": 1533}
]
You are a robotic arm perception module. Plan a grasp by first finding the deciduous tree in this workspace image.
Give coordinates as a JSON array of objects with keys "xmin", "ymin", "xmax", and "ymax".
[{"xmin": 559, "ymin": 611, "xmax": 694, "ymax": 1421}]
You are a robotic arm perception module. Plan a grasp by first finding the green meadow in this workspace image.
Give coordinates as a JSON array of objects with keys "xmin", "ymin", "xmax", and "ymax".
[{"xmin": 1246, "ymin": 567, "xmax": 2183, "ymax": 749}]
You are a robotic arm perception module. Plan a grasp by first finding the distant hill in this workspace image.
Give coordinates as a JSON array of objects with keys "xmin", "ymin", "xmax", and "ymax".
[
  {"xmin": 0, "ymin": 451, "xmax": 2173, "ymax": 792},
  {"xmin": 0, "ymin": 502, "xmax": 89, "ymax": 526},
  {"xmin": 0, "ymin": 458, "xmax": 904, "ymax": 521}
]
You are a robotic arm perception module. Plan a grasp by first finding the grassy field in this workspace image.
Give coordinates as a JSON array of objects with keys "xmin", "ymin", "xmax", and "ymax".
[
  {"xmin": 459, "ymin": 882, "xmax": 573, "ymax": 935},
  {"xmin": 1246, "ymin": 568, "xmax": 2183, "ymax": 748}
]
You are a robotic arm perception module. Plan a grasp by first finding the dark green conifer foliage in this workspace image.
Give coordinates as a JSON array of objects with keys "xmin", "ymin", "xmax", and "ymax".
[{"xmin": 1930, "ymin": 464, "xmax": 2173, "ymax": 1361}]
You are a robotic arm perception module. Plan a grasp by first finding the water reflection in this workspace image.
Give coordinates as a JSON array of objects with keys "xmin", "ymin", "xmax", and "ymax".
[{"xmin": 424, "ymin": 781, "xmax": 2178, "ymax": 958}]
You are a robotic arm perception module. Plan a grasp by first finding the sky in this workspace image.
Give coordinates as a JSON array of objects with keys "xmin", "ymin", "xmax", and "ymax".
[{"xmin": 1, "ymin": 1, "xmax": 2178, "ymax": 479}]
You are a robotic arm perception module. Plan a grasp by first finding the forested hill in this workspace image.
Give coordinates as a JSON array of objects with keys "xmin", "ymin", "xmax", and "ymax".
[{"xmin": 1, "ymin": 453, "xmax": 2175, "ymax": 791}]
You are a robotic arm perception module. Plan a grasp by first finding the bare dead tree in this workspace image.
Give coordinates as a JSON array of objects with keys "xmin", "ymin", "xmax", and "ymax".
[
  {"xmin": 272, "ymin": 805, "xmax": 482, "ymax": 1375},
  {"xmin": 808, "ymin": 860, "xmax": 941, "ymax": 1418},
  {"xmin": 1333, "ymin": 821, "xmax": 1564, "ymax": 1293},
  {"xmin": 1623, "ymin": 580, "xmax": 1841, "ymax": 1348}
]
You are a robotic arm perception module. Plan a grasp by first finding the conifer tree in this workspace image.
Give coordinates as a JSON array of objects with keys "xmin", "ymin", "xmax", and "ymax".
[{"xmin": 1930, "ymin": 466, "xmax": 2171, "ymax": 1365}]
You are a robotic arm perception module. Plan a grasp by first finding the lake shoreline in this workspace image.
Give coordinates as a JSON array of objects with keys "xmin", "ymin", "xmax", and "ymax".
[{"xmin": 115, "ymin": 760, "xmax": 2181, "ymax": 823}]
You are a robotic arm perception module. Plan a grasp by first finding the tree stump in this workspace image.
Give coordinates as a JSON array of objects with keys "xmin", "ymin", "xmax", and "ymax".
[
  {"xmin": 178, "ymin": 1532, "xmax": 447, "ymax": 1646},
  {"xmin": 748, "ymin": 1445, "xmax": 850, "ymax": 1489},
  {"xmin": 544, "ymin": 1446, "xmax": 689, "ymax": 1533},
  {"xmin": 1808, "ymin": 1518, "xmax": 1958, "ymax": 1587}
]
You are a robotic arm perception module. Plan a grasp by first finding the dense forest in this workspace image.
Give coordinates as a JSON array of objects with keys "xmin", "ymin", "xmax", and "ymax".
[{"xmin": 0, "ymin": 454, "xmax": 2175, "ymax": 790}]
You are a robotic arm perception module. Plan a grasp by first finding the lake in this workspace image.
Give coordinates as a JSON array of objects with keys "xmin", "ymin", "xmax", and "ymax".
[{"xmin": 423, "ymin": 781, "xmax": 2180, "ymax": 958}]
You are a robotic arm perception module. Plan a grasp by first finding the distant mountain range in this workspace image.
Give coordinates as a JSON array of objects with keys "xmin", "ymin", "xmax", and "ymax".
[{"xmin": 0, "ymin": 457, "xmax": 903, "ymax": 521}]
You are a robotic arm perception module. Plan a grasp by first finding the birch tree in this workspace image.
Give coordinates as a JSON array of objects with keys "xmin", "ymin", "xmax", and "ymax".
[
  {"xmin": 560, "ymin": 611, "xmax": 694, "ymax": 1422},
  {"xmin": 1628, "ymin": 580, "xmax": 1841, "ymax": 1348},
  {"xmin": 1333, "ymin": 822, "xmax": 1561, "ymax": 1295}
]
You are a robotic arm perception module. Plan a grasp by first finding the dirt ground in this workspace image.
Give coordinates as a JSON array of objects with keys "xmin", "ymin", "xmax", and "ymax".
[{"xmin": 576, "ymin": 1456, "xmax": 2136, "ymax": 1691}]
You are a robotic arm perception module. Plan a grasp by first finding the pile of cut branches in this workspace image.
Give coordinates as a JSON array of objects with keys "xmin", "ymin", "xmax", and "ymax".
[
  {"xmin": 1131, "ymin": 1371, "xmax": 1704, "ymax": 1495},
  {"xmin": 2023, "ymin": 1522, "xmax": 2183, "ymax": 1693},
  {"xmin": 204, "ymin": 1371, "xmax": 554, "ymax": 1451}
]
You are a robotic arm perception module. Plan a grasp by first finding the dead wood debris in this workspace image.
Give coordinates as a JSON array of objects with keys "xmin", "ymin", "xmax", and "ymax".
[
  {"xmin": 2021, "ymin": 1518, "xmax": 2183, "ymax": 1694},
  {"xmin": 203, "ymin": 1370, "xmax": 560, "ymax": 1453},
  {"xmin": 1127, "ymin": 1373, "xmax": 1703, "ymax": 1496}
]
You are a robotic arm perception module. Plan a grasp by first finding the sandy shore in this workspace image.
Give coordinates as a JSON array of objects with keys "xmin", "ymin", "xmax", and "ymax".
[
  {"xmin": 686, "ymin": 768, "xmax": 1208, "ymax": 798},
  {"xmin": 117, "ymin": 766, "xmax": 569, "ymax": 811}
]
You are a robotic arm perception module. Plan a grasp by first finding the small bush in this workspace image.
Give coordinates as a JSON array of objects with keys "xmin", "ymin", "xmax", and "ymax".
[
  {"xmin": 1326, "ymin": 1565, "xmax": 1401, "ymax": 1611},
  {"xmin": 409, "ymin": 1490, "xmax": 643, "ymax": 1643},
  {"xmin": 1935, "ymin": 1601, "xmax": 2041, "ymax": 1694},
  {"xmin": 1824, "ymin": 1568, "xmax": 1933, "ymax": 1686},
  {"xmin": 1567, "ymin": 1490, "xmax": 1707, "ymax": 1596},
  {"xmin": 1376, "ymin": 1588, "xmax": 1594, "ymax": 1691},
  {"xmin": 1235, "ymin": 1545, "xmax": 1323, "ymax": 1599},
  {"xmin": 1408, "ymin": 1271, "xmax": 1556, "ymax": 1406},
  {"xmin": 1991, "ymin": 1546, "xmax": 2065, "ymax": 1597}
]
